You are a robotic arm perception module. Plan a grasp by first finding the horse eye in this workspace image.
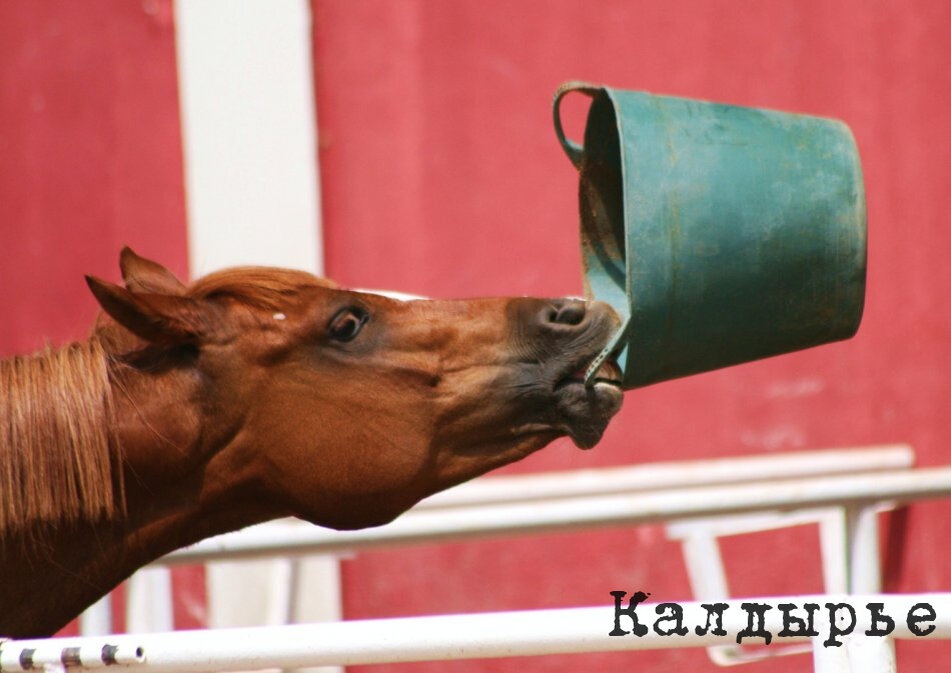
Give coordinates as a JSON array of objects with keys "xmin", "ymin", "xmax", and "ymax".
[{"xmin": 328, "ymin": 307, "xmax": 369, "ymax": 342}]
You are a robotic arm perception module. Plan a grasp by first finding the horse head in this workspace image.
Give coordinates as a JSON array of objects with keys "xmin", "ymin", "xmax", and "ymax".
[
  {"xmin": 0, "ymin": 247, "xmax": 625, "ymax": 636},
  {"xmin": 88, "ymin": 248, "xmax": 624, "ymax": 531}
]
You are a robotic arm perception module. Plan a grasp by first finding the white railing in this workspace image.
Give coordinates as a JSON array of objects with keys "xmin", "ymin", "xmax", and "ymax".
[
  {"xmin": 90, "ymin": 445, "xmax": 913, "ymax": 636},
  {"xmin": 159, "ymin": 444, "xmax": 915, "ymax": 562},
  {"xmin": 10, "ymin": 594, "xmax": 951, "ymax": 672},
  {"xmin": 63, "ymin": 443, "xmax": 951, "ymax": 672}
]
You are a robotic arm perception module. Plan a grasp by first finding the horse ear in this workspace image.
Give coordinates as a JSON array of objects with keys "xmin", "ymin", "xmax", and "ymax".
[
  {"xmin": 86, "ymin": 275, "xmax": 207, "ymax": 345},
  {"xmin": 119, "ymin": 246, "xmax": 187, "ymax": 296}
]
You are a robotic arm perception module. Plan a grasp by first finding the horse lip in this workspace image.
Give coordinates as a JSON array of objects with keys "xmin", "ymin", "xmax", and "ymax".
[
  {"xmin": 558, "ymin": 357, "xmax": 623, "ymax": 387},
  {"xmin": 553, "ymin": 335, "xmax": 623, "ymax": 390}
]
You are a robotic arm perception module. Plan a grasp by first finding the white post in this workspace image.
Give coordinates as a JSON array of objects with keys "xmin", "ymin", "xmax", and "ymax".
[
  {"xmin": 78, "ymin": 595, "xmax": 113, "ymax": 636},
  {"xmin": 844, "ymin": 505, "xmax": 896, "ymax": 670},
  {"xmin": 846, "ymin": 505, "xmax": 883, "ymax": 593},
  {"xmin": 174, "ymin": 0, "xmax": 322, "ymax": 275},
  {"xmin": 173, "ymin": 5, "xmax": 338, "ymax": 672},
  {"xmin": 126, "ymin": 567, "xmax": 174, "ymax": 634},
  {"xmin": 819, "ymin": 507, "xmax": 851, "ymax": 594}
]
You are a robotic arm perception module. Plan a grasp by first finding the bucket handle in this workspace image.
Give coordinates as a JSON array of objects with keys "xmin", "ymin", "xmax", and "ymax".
[{"xmin": 553, "ymin": 82, "xmax": 601, "ymax": 170}]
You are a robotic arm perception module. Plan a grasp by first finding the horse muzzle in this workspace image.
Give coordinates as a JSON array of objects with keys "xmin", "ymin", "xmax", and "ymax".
[{"xmin": 517, "ymin": 298, "xmax": 625, "ymax": 449}]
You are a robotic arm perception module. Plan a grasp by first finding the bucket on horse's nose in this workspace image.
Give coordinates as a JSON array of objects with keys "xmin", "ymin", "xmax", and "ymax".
[{"xmin": 553, "ymin": 83, "xmax": 867, "ymax": 389}]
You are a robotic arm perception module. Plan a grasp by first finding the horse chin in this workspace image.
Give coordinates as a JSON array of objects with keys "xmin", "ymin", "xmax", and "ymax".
[
  {"xmin": 554, "ymin": 379, "xmax": 624, "ymax": 449},
  {"xmin": 547, "ymin": 352, "xmax": 624, "ymax": 449}
]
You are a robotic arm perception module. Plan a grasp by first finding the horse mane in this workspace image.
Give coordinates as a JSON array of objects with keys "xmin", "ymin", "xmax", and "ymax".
[
  {"xmin": 0, "ymin": 267, "xmax": 330, "ymax": 540},
  {"xmin": 0, "ymin": 338, "xmax": 123, "ymax": 539}
]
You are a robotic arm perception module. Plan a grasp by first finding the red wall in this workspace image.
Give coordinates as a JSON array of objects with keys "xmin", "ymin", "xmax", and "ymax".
[
  {"xmin": 312, "ymin": 1, "xmax": 951, "ymax": 671},
  {"xmin": 0, "ymin": 0, "xmax": 189, "ymax": 356},
  {"xmin": 1, "ymin": 2, "xmax": 949, "ymax": 670},
  {"xmin": 0, "ymin": 0, "xmax": 199, "ymax": 631}
]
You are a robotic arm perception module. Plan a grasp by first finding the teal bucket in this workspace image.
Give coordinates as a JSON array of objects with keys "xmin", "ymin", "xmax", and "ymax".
[{"xmin": 554, "ymin": 83, "xmax": 867, "ymax": 389}]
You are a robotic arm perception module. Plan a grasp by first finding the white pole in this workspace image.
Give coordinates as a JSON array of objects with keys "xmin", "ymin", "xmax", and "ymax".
[
  {"xmin": 174, "ymin": 0, "xmax": 322, "ymax": 276},
  {"xmin": 173, "ymin": 3, "xmax": 338, "ymax": 661},
  {"xmin": 3, "ymin": 595, "xmax": 949, "ymax": 672},
  {"xmin": 844, "ymin": 505, "xmax": 896, "ymax": 671},
  {"xmin": 78, "ymin": 595, "xmax": 113, "ymax": 637},
  {"xmin": 126, "ymin": 568, "xmax": 174, "ymax": 634},
  {"xmin": 812, "ymin": 636, "xmax": 852, "ymax": 673},
  {"xmin": 844, "ymin": 634, "xmax": 898, "ymax": 673},
  {"xmin": 846, "ymin": 505, "xmax": 883, "ymax": 594}
]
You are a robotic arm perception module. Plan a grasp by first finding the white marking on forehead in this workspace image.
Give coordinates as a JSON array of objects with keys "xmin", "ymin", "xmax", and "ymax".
[
  {"xmin": 354, "ymin": 288, "xmax": 430, "ymax": 302},
  {"xmin": 273, "ymin": 312, "xmax": 287, "ymax": 320}
]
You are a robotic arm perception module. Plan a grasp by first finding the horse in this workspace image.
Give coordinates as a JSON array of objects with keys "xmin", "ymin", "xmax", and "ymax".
[{"xmin": 0, "ymin": 248, "xmax": 623, "ymax": 637}]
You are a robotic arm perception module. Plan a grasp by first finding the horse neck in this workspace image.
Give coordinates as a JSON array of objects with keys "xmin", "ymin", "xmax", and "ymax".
[
  {"xmin": 84, "ymin": 339, "xmax": 284, "ymax": 559},
  {"xmin": 0, "ymin": 338, "xmax": 282, "ymax": 637}
]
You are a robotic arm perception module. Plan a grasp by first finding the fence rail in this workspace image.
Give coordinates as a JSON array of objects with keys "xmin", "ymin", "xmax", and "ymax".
[
  {"xmin": 159, "ymin": 445, "xmax": 917, "ymax": 564},
  {"xmin": 68, "ymin": 444, "xmax": 945, "ymax": 673},
  {"xmin": 9, "ymin": 594, "xmax": 951, "ymax": 672}
]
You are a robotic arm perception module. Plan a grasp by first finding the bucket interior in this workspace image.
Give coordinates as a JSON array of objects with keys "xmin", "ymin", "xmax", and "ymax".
[{"xmin": 578, "ymin": 93, "xmax": 626, "ymax": 308}]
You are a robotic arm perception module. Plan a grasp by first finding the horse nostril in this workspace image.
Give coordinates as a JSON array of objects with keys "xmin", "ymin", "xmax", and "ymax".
[{"xmin": 550, "ymin": 300, "xmax": 586, "ymax": 326}]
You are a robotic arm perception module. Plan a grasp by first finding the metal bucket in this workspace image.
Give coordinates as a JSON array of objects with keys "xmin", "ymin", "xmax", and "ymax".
[{"xmin": 554, "ymin": 83, "xmax": 867, "ymax": 389}]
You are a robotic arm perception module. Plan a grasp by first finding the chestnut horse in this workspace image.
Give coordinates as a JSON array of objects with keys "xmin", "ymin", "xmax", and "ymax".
[{"xmin": 0, "ymin": 248, "xmax": 623, "ymax": 637}]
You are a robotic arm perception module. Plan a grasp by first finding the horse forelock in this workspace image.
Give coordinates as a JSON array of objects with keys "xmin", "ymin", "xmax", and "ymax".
[
  {"xmin": 0, "ymin": 339, "xmax": 123, "ymax": 540},
  {"xmin": 186, "ymin": 267, "xmax": 335, "ymax": 311}
]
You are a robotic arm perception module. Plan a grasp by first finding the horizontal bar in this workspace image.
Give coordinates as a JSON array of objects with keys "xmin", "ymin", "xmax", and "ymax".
[
  {"xmin": 418, "ymin": 445, "xmax": 914, "ymax": 509},
  {"xmin": 5, "ymin": 595, "xmax": 948, "ymax": 672},
  {"xmin": 666, "ymin": 504, "xmax": 893, "ymax": 540},
  {"xmin": 161, "ymin": 464, "xmax": 949, "ymax": 565}
]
